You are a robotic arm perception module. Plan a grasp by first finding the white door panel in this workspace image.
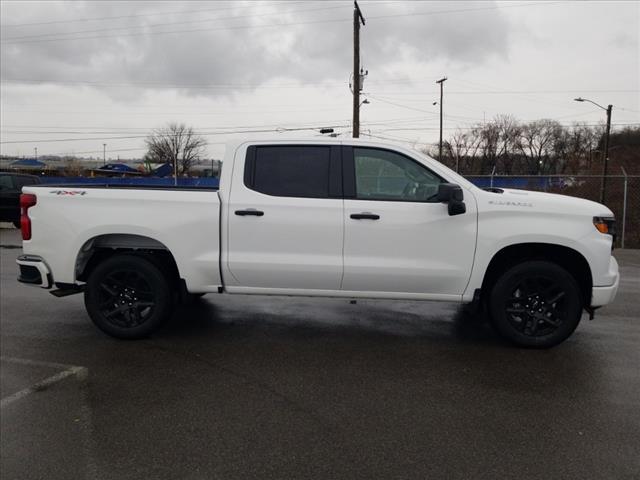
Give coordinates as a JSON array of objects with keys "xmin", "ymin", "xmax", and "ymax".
[
  {"xmin": 226, "ymin": 144, "xmax": 344, "ymax": 290},
  {"xmin": 228, "ymin": 196, "xmax": 343, "ymax": 289},
  {"xmin": 343, "ymin": 199, "xmax": 476, "ymax": 295},
  {"xmin": 342, "ymin": 146, "xmax": 477, "ymax": 296}
]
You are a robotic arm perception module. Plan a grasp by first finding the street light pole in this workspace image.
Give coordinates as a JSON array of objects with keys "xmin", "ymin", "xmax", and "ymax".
[
  {"xmin": 34, "ymin": 147, "xmax": 38, "ymax": 161},
  {"xmin": 574, "ymin": 97, "xmax": 613, "ymax": 203},
  {"xmin": 436, "ymin": 77, "xmax": 447, "ymax": 161},
  {"xmin": 103, "ymin": 143, "xmax": 107, "ymax": 166}
]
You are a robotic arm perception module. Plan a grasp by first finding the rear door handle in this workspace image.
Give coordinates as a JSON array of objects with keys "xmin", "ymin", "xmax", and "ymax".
[
  {"xmin": 235, "ymin": 209, "xmax": 264, "ymax": 217},
  {"xmin": 350, "ymin": 213, "xmax": 380, "ymax": 220}
]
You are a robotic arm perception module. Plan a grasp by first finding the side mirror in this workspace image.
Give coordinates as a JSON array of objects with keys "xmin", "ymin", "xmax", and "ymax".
[
  {"xmin": 436, "ymin": 183, "xmax": 466, "ymax": 216},
  {"xmin": 436, "ymin": 183, "xmax": 464, "ymax": 202}
]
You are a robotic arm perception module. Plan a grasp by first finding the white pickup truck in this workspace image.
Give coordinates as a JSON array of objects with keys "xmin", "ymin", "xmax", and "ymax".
[{"xmin": 16, "ymin": 138, "xmax": 619, "ymax": 348}]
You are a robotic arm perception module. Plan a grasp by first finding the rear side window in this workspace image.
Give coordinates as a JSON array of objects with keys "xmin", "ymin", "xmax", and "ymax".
[
  {"xmin": 15, "ymin": 176, "xmax": 37, "ymax": 188},
  {"xmin": 246, "ymin": 146, "xmax": 333, "ymax": 198},
  {"xmin": 0, "ymin": 176, "xmax": 13, "ymax": 190}
]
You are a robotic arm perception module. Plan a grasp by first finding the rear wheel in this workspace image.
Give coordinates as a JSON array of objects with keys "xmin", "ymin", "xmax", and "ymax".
[
  {"xmin": 84, "ymin": 254, "xmax": 174, "ymax": 339},
  {"xmin": 489, "ymin": 261, "xmax": 583, "ymax": 348}
]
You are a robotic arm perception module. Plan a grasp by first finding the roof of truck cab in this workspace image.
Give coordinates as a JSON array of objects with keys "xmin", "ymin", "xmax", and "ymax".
[{"xmin": 225, "ymin": 136, "xmax": 420, "ymax": 153}]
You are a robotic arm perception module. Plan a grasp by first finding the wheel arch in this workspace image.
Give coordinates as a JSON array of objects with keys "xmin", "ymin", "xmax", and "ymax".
[
  {"xmin": 480, "ymin": 243, "xmax": 593, "ymax": 305},
  {"xmin": 75, "ymin": 233, "xmax": 180, "ymax": 285}
]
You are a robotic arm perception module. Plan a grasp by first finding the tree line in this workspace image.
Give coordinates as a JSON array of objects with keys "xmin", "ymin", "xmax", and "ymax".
[
  {"xmin": 425, "ymin": 115, "xmax": 638, "ymax": 176},
  {"xmin": 141, "ymin": 118, "xmax": 638, "ymax": 177}
]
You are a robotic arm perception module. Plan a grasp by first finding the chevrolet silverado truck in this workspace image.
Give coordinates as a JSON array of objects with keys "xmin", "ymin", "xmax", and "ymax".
[{"xmin": 16, "ymin": 139, "xmax": 619, "ymax": 348}]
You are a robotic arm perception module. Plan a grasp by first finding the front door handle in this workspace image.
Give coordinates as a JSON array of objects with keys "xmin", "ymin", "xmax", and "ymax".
[
  {"xmin": 350, "ymin": 213, "xmax": 380, "ymax": 220},
  {"xmin": 235, "ymin": 209, "xmax": 264, "ymax": 217}
]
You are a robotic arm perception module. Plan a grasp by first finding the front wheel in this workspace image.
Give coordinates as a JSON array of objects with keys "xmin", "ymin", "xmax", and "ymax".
[
  {"xmin": 84, "ymin": 254, "xmax": 174, "ymax": 339},
  {"xmin": 489, "ymin": 261, "xmax": 583, "ymax": 348}
]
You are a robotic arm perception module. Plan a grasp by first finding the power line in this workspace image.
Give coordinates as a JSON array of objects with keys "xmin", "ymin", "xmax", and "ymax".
[
  {"xmin": 0, "ymin": 124, "xmax": 353, "ymax": 144},
  {"xmin": 0, "ymin": 107, "xmax": 348, "ymax": 115},
  {"xmin": 4, "ymin": 122, "xmax": 638, "ymax": 145},
  {"xmin": 0, "ymin": 116, "xmax": 433, "ymax": 131},
  {"xmin": 372, "ymin": 122, "xmax": 640, "ymax": 132},
  {"xmin": 5, "ymin": 78, "xmax": 636, "ymax": 94},
  {"xmin": 368, "ymin": 89, "xmax": 640, "ymax": 95},
  {"xmin": 1, "ymin": 16, "xmax": 353, "ymax": 45},
  {"xmin": 0, "ymin": 1, "xmax": 308, "ymax": 28},
  {"xmin": 366, "ymin": 94, "xmax": 482, "ymax": 121},
  {"xmin": 0, "ymin": 78, "xmax": 412, "ymax": 89},
  {"xmin": 1, "ymin": 1, "xmax": 560, "ymax": 45},
  {"xmin": 1, "ymin": 3, "xmax": 350, "ymax": 42}
]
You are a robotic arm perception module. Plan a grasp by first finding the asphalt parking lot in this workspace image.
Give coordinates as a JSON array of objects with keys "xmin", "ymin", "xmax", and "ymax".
[{"xmin": 1, "ymin": 227, "xmax": 639, "ymax": 480}]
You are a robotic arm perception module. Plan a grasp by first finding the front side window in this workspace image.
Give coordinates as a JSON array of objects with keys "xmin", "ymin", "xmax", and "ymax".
[
  {"xmin": 249, "ymin": 146, "xmax": 331, "ymax": 198},
  {"xmin": 354, "ymin": 148, "xmax": 442, "ymax": 202}
]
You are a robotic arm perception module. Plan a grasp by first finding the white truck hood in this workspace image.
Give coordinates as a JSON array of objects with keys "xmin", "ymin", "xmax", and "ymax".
[{"xmin": 483, "ymin": 188, "xmax": 614, "ymax": 217}]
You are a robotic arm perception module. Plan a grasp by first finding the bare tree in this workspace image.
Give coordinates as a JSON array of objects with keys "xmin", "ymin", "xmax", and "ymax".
[
  {"xmin": 144, "ymin": 122, "xmax": 206, "ymax": 175},
  {"xmin": 444, "ymin": 129, "xmax": 481, "ymax": 174},
  {"xmin": 516, "ymin": 119, "xmax": 562, "ymax": 174}
]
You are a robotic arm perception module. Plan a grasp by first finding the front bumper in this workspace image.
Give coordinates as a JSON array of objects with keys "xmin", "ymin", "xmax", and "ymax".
[
  {"xmin": 16, "ymin": 255, "xmax": 52, "ymax": 289},
  {"xmin": 591, "ymin": 256, "xmax": 619, "ymax": 307}
]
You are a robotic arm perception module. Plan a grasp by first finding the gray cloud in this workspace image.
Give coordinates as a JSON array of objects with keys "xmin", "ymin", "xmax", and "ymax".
[{"xmin": 1, "ymin": 1, "xmax": 512, "ymax": 99}]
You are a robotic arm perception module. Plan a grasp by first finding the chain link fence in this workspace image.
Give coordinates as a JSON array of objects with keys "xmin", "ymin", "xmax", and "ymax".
[{"xmin": 466, "ymin": 172, "xmax": 640, "ymax": 249}]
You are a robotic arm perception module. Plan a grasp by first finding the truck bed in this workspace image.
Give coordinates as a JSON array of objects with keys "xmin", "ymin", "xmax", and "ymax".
[{"xmin": 22, "ymin": 185, "xmax": 222, "ymax": 292}]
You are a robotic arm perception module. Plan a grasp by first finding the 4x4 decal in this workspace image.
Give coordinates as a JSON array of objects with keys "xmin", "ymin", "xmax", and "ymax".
[{"xmin": 49, "ymin": 190, "xmax": 87, "ymax": 196}]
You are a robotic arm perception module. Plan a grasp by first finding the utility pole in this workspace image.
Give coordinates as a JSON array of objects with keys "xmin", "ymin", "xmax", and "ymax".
[
  {"xmin": 352, "ymin": 1, "xmax": 365, "ymax": 138},
  {"xmin": 601, "ymin": 104, "xmax": 613, "ymax": 203},
  {"xmin": 436, "ymin": 77, "xmax": 447, "ymax": 161},
  {"xmin": 34, "ymin": 147, "xmax": 37, "ymax": 160},
  {"xmin": 103, "ymin": 143, "xmax": 107, "ymax": 166}
]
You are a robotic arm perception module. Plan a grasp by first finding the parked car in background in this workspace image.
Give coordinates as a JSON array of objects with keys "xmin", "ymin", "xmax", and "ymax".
[{"xmin": 0, "ymin": 172, "xmax": 41, "ymax": 228}]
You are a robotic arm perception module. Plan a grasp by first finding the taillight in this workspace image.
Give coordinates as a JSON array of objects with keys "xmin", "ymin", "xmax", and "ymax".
[{"xmin": 20, "ymin": 193, "xmax": 37, "ymax": 240}]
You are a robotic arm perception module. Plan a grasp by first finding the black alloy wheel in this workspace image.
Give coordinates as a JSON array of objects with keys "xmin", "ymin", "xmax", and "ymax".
[
  {"xmin": 504, "ymin": 276, "xmax": 568, "ymax": 337},
  {"xmin": 96, "ymin": 270, "xmax": 156, "ymax": 329},
  {"xmin": 85, "ymin": 254, "xmax": 174, "ymax": 339},
  {"xmin": 489, "ymin": 261, "xmax": 583, "ymax": 348}
]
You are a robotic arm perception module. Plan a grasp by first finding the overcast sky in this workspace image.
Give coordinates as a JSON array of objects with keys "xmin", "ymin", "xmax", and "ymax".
[{"xmin": 1, "ymin": 0, "xmax": 638, "ymax": 161}]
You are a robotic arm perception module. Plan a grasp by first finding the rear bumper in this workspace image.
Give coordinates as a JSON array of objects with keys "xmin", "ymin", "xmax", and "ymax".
[
  {"xmin": 591, "ymin": 256, "xmax": 619, "ymax": 307},
  {"xmin": 16, "ymin": 255, "xmax": 52, "ymax": 289}
]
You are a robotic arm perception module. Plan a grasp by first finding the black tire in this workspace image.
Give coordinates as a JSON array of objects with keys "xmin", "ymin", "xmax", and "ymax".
[
  {"xmin": 84, "ymin": 254, "xmax": 174, "ymax": 339},
  {"xmin": 12, "ymin": 220, "xmax": 21, "ymax": 229},
  {"xmin": 489, "ymin": 261, "xmax": 583, "ymax": 348}
]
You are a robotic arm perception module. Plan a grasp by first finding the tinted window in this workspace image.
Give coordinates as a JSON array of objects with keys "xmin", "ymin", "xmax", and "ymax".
[
  {"xmin": 0, "ymin": 176, "xmax": 13, "ymax": 190},
  {"xmin": 15, "ymin": 176, "xmax": 37, "ymax": 188},
  {"xmin": 251, "ymin": 146, "xmax": 331, "ymax": 198},
  {"xmin": 354, "ymin": 148, "xmax": 442, "ymax": 202}
]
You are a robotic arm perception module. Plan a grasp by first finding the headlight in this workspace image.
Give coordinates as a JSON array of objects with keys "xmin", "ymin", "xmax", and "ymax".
[{"xmin": 593, "ymin": 216, "xmax": 616, "ymax": 247}]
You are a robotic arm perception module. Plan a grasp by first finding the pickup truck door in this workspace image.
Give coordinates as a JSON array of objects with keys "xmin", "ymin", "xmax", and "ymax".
[
  {"xmin": 341, "ymin": 146, "xmax": 477, "ymax": 297},
  {"xmin": 226, "ymin": 144, "xmax": 344, "ymax": 291}
]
